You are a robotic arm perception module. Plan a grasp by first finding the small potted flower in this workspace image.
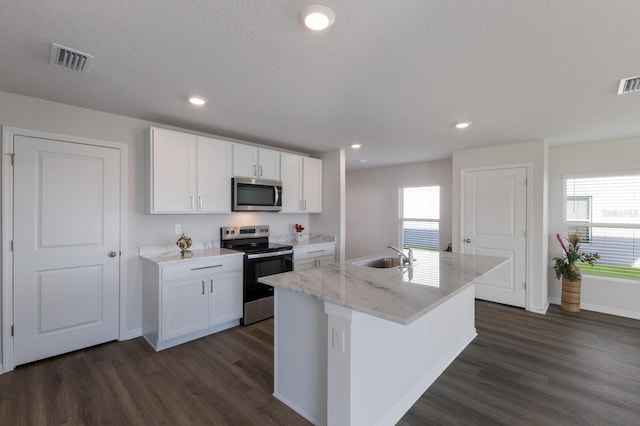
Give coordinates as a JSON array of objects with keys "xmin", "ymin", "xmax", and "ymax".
[
  {"xmin": 552, "ymin": 233, "xmax": 599, "ymax": 312},
  {"xmin": 294, "ymin": 224, "xmax": 305, "ymax": 242}
]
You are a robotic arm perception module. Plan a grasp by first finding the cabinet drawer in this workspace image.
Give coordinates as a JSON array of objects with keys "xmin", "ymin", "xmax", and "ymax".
[
  {"xmin": 161, "ymin": 255, "xmax": 243, "ymax": 282},
  {"xmin": 294, "ymin": 243, "xmax": 335, "ymax": 261}
]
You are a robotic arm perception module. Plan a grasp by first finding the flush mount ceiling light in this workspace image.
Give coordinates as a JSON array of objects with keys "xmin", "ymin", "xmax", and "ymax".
[
  {"xmin": 188, "ymin": 96, "xmax": 207, "ymax": 106},
  {"xmin": 455, "ymin": 122, "xmax": 471, "ymax": 129},
  {"xmin": 300, "ymin": 5, "xmax": 336, "ymax": 31},
  {"xmin": 351, "ymin": 143, "xmax": 362, "ymax": 149}
]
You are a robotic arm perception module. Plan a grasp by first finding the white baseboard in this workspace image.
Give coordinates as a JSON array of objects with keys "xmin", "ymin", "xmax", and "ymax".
[
  {"xmin": 548, "ymin": 297, "xmax": 640, "ymax": 320},
  {"xmin": 120, "ymin": 327, "xmax": 142, "ymax": 341},
  {"xmin": 273, "ymin": 392, "xmax": 323, "ymax": 426},
  {"xmin": 379, "ymin": 329, "xmax": 478, "ymax": 426},
  {"xmin": 527, "ymin": 303, "xmax": 549, "ymax": 314}
]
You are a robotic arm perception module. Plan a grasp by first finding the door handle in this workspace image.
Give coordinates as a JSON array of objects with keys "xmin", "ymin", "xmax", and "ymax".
[
  {"xmin": 108, "ymin": 251, "xmax": 117, "ymax": 257},
  {"xmin": 464, "ymin": 238, "xmax": 471, "ymax": 243}
]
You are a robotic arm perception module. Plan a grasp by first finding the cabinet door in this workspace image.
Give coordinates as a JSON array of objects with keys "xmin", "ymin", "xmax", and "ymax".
[
  {"xmin": 293, "ymin": 258, "xmax": 316, "ymax": 272},
  {"xmin": 233, "ymin": 144, "xmax": 258, "ymax": 178},
  {"xmin": 316, "ymin": 254, "xmax": 336, "ymax": 267},
  {"xmin": 161, "ymin": 279, "xmax": 208, "ymax": 341},
  {"xmin": 209, "ymin": 271, "xmax": 243, "ymax": 325},
  {"xmin": 303, "ymin": 157, "xmax": 322, "ymax": 213},
  {"xmin": 197, "ymin": 137, "xmax": 232, "ymax": 212},
  {"xmin": 149, "ymin": 128, "xmax": 197, "ymax": 213},
  {"xmin": 258, "ymin": 148, "xmax": 281, "ymax": 181},
  {"xmin": 280, "ymin": 153, "xmax": 303, "ymax": 213}
]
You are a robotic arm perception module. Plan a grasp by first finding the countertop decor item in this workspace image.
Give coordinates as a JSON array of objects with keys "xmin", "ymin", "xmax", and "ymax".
[
  {"xmin": 552, "ymin": 233, "xmax": 599, "ymax": 312},
  {"xmin": 294, "ymin": 224, "xmax": 304, "ymax": 241},
  {"xmin": 176, "ymin": 233, "xmax": 193, "ymax": 257}
]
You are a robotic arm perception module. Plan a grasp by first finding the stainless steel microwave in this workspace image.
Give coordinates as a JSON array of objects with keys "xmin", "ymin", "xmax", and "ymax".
[{"xmin": 232, "ymin": 177, "xmax": 283, "ymax": 212}]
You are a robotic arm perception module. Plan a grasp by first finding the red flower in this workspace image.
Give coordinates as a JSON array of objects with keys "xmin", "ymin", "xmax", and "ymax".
[
  {"xmin": 294, "ymin": 224, "xmax": 305, "ymax": 232},
  {"xmin": 556, "ymin": 233, "xmax": 568, "ymax": 254}
]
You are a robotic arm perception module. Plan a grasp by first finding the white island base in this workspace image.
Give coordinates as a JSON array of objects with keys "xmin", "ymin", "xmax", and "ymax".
[{"xmin": 273, "ymin": 285, "xmax": 477, "ymax": 426}]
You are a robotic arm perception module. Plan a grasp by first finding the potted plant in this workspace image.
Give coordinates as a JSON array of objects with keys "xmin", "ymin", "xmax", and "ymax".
[
  {"xmin": 294, "ymin": 223, "xmax": 305, "ymax": 242},
  {"xmin": 552, "ymin": 233, "xmax": 599, "ymax": 312}
]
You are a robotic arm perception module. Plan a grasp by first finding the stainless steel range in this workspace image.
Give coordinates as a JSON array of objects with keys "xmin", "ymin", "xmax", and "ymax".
[{"xmin": 221, "ymin": 225, "xmax": 293, "ymax": 325}]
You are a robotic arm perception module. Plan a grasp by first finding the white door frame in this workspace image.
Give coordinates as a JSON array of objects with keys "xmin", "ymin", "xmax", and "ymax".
[
  {"xmin": 460, "ymin": 162, "xmax": 532, "ymax": 310},
  {"xmin": 1, "ymin": 126, "xmax": 128, "ymax": 373}
]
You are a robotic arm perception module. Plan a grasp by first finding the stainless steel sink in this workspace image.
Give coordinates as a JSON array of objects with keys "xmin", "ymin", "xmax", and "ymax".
[{"xmin": 354, "ymin": 257, "xmax": 402, "ymax": 268}]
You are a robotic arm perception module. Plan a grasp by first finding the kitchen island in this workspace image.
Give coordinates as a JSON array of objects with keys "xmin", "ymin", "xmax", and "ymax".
[{"xmin": 259, "ymin": 250, "xmax": 507, "ymax": 426}]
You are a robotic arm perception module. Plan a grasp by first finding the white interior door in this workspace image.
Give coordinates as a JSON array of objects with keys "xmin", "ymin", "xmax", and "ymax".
[
  {"xmin": 462, "ymin": 167, "xmax": 527, "ymax": 307},
  {"xmin": 13, "ymin": 135, "xmax": 121, "ymax": 365}
]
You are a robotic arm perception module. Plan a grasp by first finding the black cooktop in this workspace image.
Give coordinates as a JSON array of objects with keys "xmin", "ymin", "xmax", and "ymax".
[{"xmin": 222, "ymin": 239, "xmax": 292, "ymax": 254}]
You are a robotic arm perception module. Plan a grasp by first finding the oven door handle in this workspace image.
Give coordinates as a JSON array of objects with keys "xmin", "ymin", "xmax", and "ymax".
[{"xmin": 246, "ymin": 249, "xmax": 293, "ymax": 260}]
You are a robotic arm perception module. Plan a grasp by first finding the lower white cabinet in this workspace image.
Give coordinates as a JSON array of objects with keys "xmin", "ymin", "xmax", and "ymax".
[
  {"xmin": 142, "ymin": 252, "xmax": 243, "ymax": 351},
  {"xmin": 293, "ymin": 242, "xmax": 336, "ymax": 271}
]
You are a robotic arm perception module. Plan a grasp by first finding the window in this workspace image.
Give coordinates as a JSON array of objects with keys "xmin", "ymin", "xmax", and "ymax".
[
  {"xmin": 564, "ymin": 174, "xmax": 640, "ymax": 279},
  {"xmin": 566, "ymin": 195, "xmax": 592, "ymax": 242},
  {"xmin": 399, "ymin": 186, "xmax": 439, "ymax": 251}
]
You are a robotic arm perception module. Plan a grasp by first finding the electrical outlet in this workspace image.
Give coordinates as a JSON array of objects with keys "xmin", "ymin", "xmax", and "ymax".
[{"xmin": 174, "ymin": 224, "xmax": 182, "ymax": 235}]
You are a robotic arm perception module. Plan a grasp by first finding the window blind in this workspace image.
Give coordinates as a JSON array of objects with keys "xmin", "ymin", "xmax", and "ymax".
[
  {"xmin": 564, "ymin": 175, "xmax": 640, "ymax": 269},
  {"xmin": 400, "ymin": 186, "xmax": 440, "ymax": 250}
]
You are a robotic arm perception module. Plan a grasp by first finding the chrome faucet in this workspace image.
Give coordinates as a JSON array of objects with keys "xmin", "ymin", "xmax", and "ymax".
[{"xmin": 387, "ymin": 245, "xmax": 414, "ymax": 266}]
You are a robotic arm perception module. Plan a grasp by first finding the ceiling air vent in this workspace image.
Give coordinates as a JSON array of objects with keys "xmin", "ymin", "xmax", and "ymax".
[
  {"xmin": 617, "ymin": 75, "xmax": 640, "ymax": 95},
  {"xmin": 49, "ymin": 43, "xmax": 94, "ymax": 74}
]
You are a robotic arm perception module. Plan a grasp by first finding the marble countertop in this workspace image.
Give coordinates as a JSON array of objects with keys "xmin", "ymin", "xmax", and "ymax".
[
  {"xmin": 140, "ymin": 248, "xmax": 243, "ymax": 265},
  {"xmin": 259, "ymin": 251, "xmax": 507, "ymax": 325}
]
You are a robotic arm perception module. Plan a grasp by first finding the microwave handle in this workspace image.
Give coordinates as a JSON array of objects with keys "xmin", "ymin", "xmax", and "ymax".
[{"xmin": 274, "ymin": 186, "xmax": 280, "ymax": 206}]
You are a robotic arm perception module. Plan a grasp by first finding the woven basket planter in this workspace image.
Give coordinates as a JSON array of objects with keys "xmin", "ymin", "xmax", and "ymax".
[{"xmin": 561, "ymin": 266, "xmax": 581, "ymax": 312}]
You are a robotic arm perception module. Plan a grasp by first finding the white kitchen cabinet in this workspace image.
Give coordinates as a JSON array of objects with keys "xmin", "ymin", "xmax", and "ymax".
[
  {"xmin": 196, "ymin": 136, "xmax": 233, "ymax": 212},
  {"xmin": 280, "ymin": 153, "xmax": 322, "ymax": 213},
  {"xmin": 161, "ymin": 279, "xmax": 208, "ymax": 341},
  {"xmin": 233, "ymin": 143, "xmax": 281, "ymax": 181},
  {"xmin": 142, "ymin": 252, "xmax": 243, "ymax": 351},
  {"xmin": 209, "ymin": 271, "xmax": 243, "ymax": 325},
  {"xmin": 303, "ymin": 157, "xmax": 322, "ymax": 212},
  {"xmin": 144, "ymin": 127, "xmax": 232, "ymax": 214},
  {"xmin": 293, "ymin": 242, "xmax": 335, "ymax": 271}
]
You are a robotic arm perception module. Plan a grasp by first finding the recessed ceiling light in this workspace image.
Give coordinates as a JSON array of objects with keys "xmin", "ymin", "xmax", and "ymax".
[
  {"xmin": 188, "ymin": 96, "xmax": 207, "ymax": 106},
  {"xmin": 351, "ymin": 143, "xmax": 362, "ymax": 149},
  {"xmin": 300, "ymin": 5, "xmax": 336, "ymax": 31},
  {"xmin": 455, "ymin": 122, "xmax": 471, "ymax": 129}
]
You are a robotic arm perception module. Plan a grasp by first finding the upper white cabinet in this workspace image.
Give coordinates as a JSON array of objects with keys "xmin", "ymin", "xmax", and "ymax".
[
  {"xmin": 281, "ymin": 153, "xmax": 322, "ymax": 213},
  {"xmin": 233, "ymin": 144, "xmax": 281, "ymax": 181},
  {"xmin": 145, "ymin": 127, "xmax": 232, "ymax": 214},
  {"xmin": 303, "ymin": 157, "xmax": 323, "ymax": 212},
  {"xmin": 196, "ymin": 136, "xmax": 232, "ymax": 213}
]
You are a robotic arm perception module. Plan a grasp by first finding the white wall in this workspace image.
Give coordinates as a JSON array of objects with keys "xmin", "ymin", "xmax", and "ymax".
[
  {"xmin": 345, "ymin": 159, "xmax": 452, "ymax": 260},
  {"xmin": 452, "ymin": 140, "xmax": 549, "ymax": 314},
  {"xmin": 548, "ymin": 137, "xmax": 640, "ymax": 319},
  {"xmin": 310, "ymin": 149, "xmax": 346, "ymax": 261},
  {"xmin": 0, "ymin": 90, "xmax": 311, "ymax": 344}
]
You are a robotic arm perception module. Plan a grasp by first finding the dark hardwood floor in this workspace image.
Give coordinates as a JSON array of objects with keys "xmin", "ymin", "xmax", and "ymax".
[{"xmin": 1, "ymin": 301, "xmax": 639, "ymax": 425}]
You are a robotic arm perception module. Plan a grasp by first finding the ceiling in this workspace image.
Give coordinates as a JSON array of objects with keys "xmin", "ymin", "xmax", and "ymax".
[{"xmin": 2, "ymin": 1, "xmax": 640, "ymax": 169}]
